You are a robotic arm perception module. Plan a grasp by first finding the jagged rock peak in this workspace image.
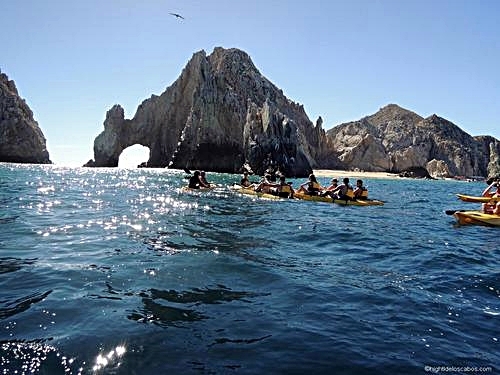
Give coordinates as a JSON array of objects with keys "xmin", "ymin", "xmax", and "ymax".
[
  {"xmin": 364, "ymin": 104, "xmax": 423, "ymax": 126},
  {"xmin": 0, "ymin": 70, "xmax": 19, "ymax": 96},
  {"xmin": 0, "ymin": 69, "xmax": 51, "ymax": 164},
  {"xmin": 209, "ymin": 47, "xmax": 256, "ymax": 73},
  {"xmin": 84, "ymin": 47, "xmax": 320, "ymax": 176}
]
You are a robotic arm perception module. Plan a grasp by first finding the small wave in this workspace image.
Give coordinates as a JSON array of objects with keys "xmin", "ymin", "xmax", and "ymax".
[
  {"xmin": 128, "ymin": 298, "xmax": 207, "ymax": 327},
  {"xmin": 483, "ymin": 308, "xmax": 500, "ymax": 316},
  {"xmin": 0, "ymin": 257, "xmax": 37, "ymax": 275},
  {"xmin": 0, "ymin": 215, "xmax": 19, "ymax": 224},
  {"xmin": 209, "ymin": 334, "xmax": 272, "ymax": 347},
  {"xmin": 149, "ymin": 286, "xmax": 267, "ymax": 305},
  {"xmin": 0, "ymin": 290, "xmax": 52, "ymax": 320}
]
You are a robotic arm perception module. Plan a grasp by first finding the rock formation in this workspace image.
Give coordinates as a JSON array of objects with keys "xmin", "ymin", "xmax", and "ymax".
[
  {"xmin": 85, "ymin": 47, "xmax": 332, "ymax": 177},
  {"xmin": 326, "ymin": 104, "xmax": 500, "ymax": 178},
  {"xmin": 84, "ymin": 47, "xmax": 499, "ymax": 179},
  {"xmin": 0, "ymin": 70, "xmax": 51, "ymax": 164}
]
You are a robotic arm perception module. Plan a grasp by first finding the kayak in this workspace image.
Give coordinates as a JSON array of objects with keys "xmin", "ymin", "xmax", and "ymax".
[
  {"xmin": 293, "ymin": 192, "xmax": 384, "ymax": 206},
  {"xmin": 453, "ymin": 210, "xmax": 500, "ymax": 227},
  {"xmin": 181, "ymin": 186, "xmax": 214, "ymax": 192},
  {"xmin": 231, "ymin": 185, "xmax": 285, "ymax": 200},
  {"xmin": 456, "ymin": 194, "xmax": 500, "ymax": 203},
  {"xmin": 231, "ymin": 185, "xmax": 384, "ymax": 205}
]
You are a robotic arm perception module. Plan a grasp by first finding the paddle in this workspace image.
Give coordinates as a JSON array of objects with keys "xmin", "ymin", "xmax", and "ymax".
[{"xmin": 183, "ymin": 167, "xmax": 192, "ymax": 174}]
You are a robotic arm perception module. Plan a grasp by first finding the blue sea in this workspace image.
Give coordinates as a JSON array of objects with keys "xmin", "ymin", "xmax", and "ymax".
[{"xmin": 1, "ymin": 163, "xmax": 498, "ymax": 374}]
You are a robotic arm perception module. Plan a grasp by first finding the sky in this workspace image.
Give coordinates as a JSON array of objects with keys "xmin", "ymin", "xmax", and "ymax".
[{"xmin": 2, "ymin": 0, "xmax": 499, "ymax": 166}]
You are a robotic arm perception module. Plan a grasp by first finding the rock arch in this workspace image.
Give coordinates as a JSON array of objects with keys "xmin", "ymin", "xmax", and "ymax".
[{"xmin": 118, "ymin": 144, "xmax": 150, "ymax": 168}]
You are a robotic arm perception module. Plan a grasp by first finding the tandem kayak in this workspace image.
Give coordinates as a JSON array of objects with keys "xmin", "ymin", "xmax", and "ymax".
[
  {"xmin": 293, "ymin": 192, "xmax": 384, "ymax": 206},
  {"xmin": 453, "ymin": 210, "xmax": 500, "ymax": 227},
  {"xmin": 231, "ymin": 185, "xmax": 286, "ymax": 200},
  {"xmin": 456, "ymin": 194, "xmax": 500, "ymax": 203}
]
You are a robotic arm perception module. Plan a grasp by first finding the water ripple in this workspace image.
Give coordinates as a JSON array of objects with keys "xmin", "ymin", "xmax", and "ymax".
[
  {"xmin": 1, "ymin": 165, "xmax": 499, "ymax": 374},
  {"xmin": 0, "ymin": 290, "xmax": 52, "ymax": 320}
]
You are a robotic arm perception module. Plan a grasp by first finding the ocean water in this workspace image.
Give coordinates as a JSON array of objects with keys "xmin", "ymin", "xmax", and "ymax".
[{"xmin": 0, "ymin": 163, "xmax": 498, "ymax": 374}]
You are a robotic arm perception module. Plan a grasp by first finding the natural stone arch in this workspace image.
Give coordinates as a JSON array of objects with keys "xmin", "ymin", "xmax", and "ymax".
[{"xmin": 118, "ymin": 144, "xmax": 150, "ymax": 168}]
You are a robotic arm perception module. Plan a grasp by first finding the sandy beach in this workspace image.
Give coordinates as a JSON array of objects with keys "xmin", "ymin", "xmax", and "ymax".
[{"xmin": 313, "ymin": 169, "xmax": 400, "ymax": 180}]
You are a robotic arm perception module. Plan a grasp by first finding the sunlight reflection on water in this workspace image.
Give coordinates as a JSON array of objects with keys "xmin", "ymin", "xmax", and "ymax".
[{"xmin": 1, "ymin": 164, "xmax": 500, "ymax": 374}]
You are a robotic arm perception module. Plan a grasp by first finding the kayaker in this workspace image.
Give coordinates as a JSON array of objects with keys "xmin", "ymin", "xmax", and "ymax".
[
  {"xmin": 254, "ymin": 174, "xmax": 277, "ymax": 194},
  {"xmin": 296, "ymin": 174, "xmax": 322, "ymax": 195},
  {"xmin": 481, "ymin": 179, "xmax": 499, "ymax": 213},
  {"xmin": 188, "ymin": 171, "xmax": 204, "ymax": 189},
  {"xmin": 200, "ymin": 171, "xmax": 211, "ymax": 187},
  {"xmin": 324, "ymin": 177, "xmax": 354, "ymax": 200},
  {"xmin": 271, "ymin": 175, "xmax": 294, "ymax": 198},
  {"xmin": 353, "ymin": 179, "xmax": 369, "ymax": 200},
  {"xmin": 494, "ymin": 201, "xmax": 500, "ymax": 215},
  {"xmin": 320, "ymin": 178, "xmax": 338, "ymax": 197},
  {"xmin": 240, "ymin": 171, "xmax": 252, "ymax": 187}
]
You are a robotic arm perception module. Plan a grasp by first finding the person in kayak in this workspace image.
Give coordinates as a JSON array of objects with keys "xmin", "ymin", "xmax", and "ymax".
[
  {"xmin": 296, "ymin": 174, "xmax": 322, "ymax": 195},
  {"xmin": 320, "ymin": 178, "xmax": 338, "ymax": 197},
  {"xmin": 353, "ymin": 179, "xmax": 369, "ymax": 200},
  {"xmin": 200, "ymin": 171, "xmax": 211, "ymax": 187},
  {"xmin": 240, "ymin": 171, "xmax": 252, "ymax": 187},
  {"xmin": 494, "ymin": 201, "xmax": 500, "ymax": 215},
  {"xmin": 271, "ymin": 175, "xmax": 294, "ymax": 198},
  {"xmin": 324, "ymin": 177, "xmax": 354, "ymax": 200},
  {"xmin": 254, "ymin": 174, "xmax": 276, "ymax": 194},
  {"xmin": 482, "ymin": 179, "xmax": 500, "ymax": 213},
  {"xmin": 188, "ymin": 171, "xmax": 210, "ymax": 189}
]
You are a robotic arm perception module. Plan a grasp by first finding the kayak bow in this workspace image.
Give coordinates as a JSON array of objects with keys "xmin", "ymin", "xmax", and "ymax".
[
  {"xmin": 456, "ymin": 194, "xmax": 500, "ymax": 203},
  {"xmin": 453, "ymin": 210, "xmax": 500, "ymax": 227}
]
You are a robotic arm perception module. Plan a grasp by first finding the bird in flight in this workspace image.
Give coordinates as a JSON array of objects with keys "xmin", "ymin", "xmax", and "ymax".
[{"xmin": 169, "ymin": 12, "xmax": 185, "ymax": 20}]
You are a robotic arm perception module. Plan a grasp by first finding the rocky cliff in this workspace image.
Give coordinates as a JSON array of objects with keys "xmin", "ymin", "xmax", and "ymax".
[
  {"xmin": 326, "ymin": 104, "xmax": 500, "ymax": 178},
  {"xmin": 84, "ymin": 48, "xmax": 499, "ymax": 179},
  {"xmin": 0, "ymin": 70, "xmax": 51, "ymax": 164},
  {"xmin": 85, "ymin": 47, "xmax": 332, "ymax": 177}
]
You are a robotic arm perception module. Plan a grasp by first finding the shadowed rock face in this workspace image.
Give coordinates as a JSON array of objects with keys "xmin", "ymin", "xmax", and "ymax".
[
  {"xmin": 326, "ymin": 104, "xmax": 500, "ymax": 178},
  {"xmin": 0, "ymin": 71, "xmax": 51, "ymax": 164},
  {"xmin": 85, "ymin": 47, "xmax": 332, "ymax": 177}
]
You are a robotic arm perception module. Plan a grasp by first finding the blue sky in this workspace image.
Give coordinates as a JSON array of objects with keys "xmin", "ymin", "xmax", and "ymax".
[{"xmin": 2, "ymin": 0, "xmax": 499, "ymax": 166}]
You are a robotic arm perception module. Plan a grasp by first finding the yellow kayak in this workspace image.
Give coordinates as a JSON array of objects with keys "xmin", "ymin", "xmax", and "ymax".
[
  {"xmin": 231, "ymin": 185, "xmax": 383, "ymax": 205},
  {"xmin": 456, "ymin": 194, "xmax": 500, "ymax": 203},
  {"xmin": 453, "ymin": 210, "xmax": 500, "ymax": 227},
  {"xmin": 231, "ymin": 185, "xmax": 284, "ymax": 200},
  {"xmin": 181, "ymin": 186, "xmax": 214, "ymax": 192},
  {"xmin": 293, "ymin": 192, "xmax": 384, "ymax": 206}
]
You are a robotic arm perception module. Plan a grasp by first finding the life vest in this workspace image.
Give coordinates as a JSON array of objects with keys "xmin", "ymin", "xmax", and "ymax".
[
  {"xmin": 360, "ymin": 187, "xmax": 369, "ymax": 199},
  {"xmin": 240, "ymin": 178, "xmax": 251, "ymax": 187},
  {"xmin": 355, "ymin": 187, "xmax": 368, "ymax": 199},
  {"xmin": 280, "ymin": 184, "xmax": 292, "ymax": 193},
  {"xmin": 308, "ymin": 181, "xmax": 320, "ymax": 192},
  {"xmin": 345, "ymin": 185, "xmax": 355, "ymax": 199}
]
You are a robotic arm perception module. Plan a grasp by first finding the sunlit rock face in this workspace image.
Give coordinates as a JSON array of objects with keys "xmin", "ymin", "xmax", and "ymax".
[
  {"xmin": 326, "ymin": 104, "xmax": 500, "ymax": 178},
  {"xmin": 0, "ymin": 70, "xmax": 51, "ymax": 164},
  {"xmin": 84, "ymin": 47, "xmax": 334, "ymax": 177}
]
